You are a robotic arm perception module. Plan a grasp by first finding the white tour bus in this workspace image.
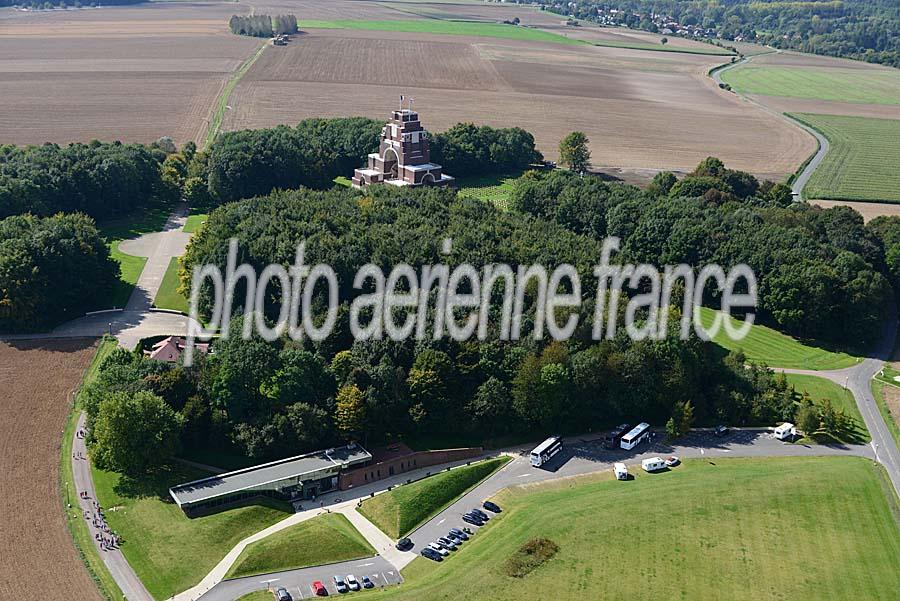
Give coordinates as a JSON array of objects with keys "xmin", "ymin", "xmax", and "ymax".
[
  {"xmin": 530, "ymin": 436, "xmax": 563, "ymax": 467},
  {"xmin": 620, "ymin": 422, "xmax": 651, "ymax": 450}
]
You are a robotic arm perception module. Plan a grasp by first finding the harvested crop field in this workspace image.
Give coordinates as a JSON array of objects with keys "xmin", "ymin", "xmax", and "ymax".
[
  {"xmin": 812, "ymin": 200, "xmax": 900, "ymax": 222},
  {"xmin": 0, "ymin": 338, "xmax": 100, "ymax": 601},
  {"xmin": 224, "ymin": 29, "xmax": 813, "ymax": 180},
  {"xmin": 0, "ymin": 5, "xmax": 260, "ymax": 146}
]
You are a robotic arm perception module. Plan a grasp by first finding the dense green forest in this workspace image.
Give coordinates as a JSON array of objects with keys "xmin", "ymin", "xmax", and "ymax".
[
  {"xmin": 229, "ymin": 14, "xmax": 298, "ymax": 38},
  {"xmin": 0, "ymin": 213, "xmax": 118, "ymax": 331},
  {"xmin": 538, "ymin": 0, "xmax": 900, "ymax": 67}
]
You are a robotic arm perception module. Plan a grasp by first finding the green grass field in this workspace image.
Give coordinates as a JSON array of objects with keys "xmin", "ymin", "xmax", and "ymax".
[
  {"xmin": 783, "ymin": 373, "xmax": 869, "ymax": 443},
  {"xmin": 225, "ymin": 513, "xmax": 375, "ymax": 579},
  {"xmin": 455, "ymin": 173, "xmax": 520, "ymax": 210},
  {"xmin": 183, "ymin": 212, "xmax": 208, "ymax": 234},
  {"xmin": 359, "ymin": 456, "xmax": 510, "ymax": 539},
  {"xmin": 720, "ymin": 66, "xmax": 900, "ymax": 105},
  {"xmin": 698, "ymin": 307, "xmax": 860, "ymax": 370},
  {"xmin": 301, "ymin": 19, "xmax": 586, "ymax": 45},
  {"xmin": 153, "ymin": 257, "xmax": 189, "ymax": 313},
  {"xmin": 62, "ymin": 338, "xmax": 124, "ymax": 601},
  {"xmin": 108, "ymin": 240, "xmax": 147, "ymax": 308},
  {"xmin": 789, "ymin": 113, "xmax": 900, "ymax": 203},
  {"xmin": 381, "ymin": 457, "xmax": 900, "ymax": 601},
  {"xmin": 92, "ymin": 465, "xmax": 292, "ymax": 600},
  {"xmin": 236, "ymin": 592, "xmax": 274, "ymax": 601}
]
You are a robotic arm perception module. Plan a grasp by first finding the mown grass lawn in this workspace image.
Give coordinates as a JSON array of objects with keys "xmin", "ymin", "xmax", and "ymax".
[
  {"xmin": 783, "ymin": 373, "xmax": 869, "ymax": 443},
  {"xmin": 790, "ymin": 113, "xmax": 900, "ymax": 203},
  {"xmin": 92, "ymin": 465, "xmax": 292, "ymax": 600},
  {"xmin": 225, "ymin": 513, "xmax": 375, "ymax": 579},
  {"xmin": 153, "ymin": 256, "xmax": 189, "ymax": 313},
  {"xmin": 698, "ymin": 307, "xmax": 860, "ymax": 370},
  {"xmin": 301, "ymin": 19, "xmax": 587, "ymax": 45},
  {"xmin": 236, "ymin": 592, "xmax": 274, "ymax": 601},
  {"xmin": 183, "ymin": 212, "xmax": 208, "ymax": 234},
  {"xmin": 359, "ymin": 456, "xmax": 510, "ymax": 539},
  {"xmin": 455, "ymin": 172, "xmax": 520, "ymax": 210},
  {"xmin": 720, "ymin": 65, "xmax": 900, "ymax": 105},
  {"xmin": 381, "ymin": 457, "xmax": 900, "ymax": 601}
]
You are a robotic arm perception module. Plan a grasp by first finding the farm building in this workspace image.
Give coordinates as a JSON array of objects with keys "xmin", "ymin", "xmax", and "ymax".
[
  {"xmin": 352, "ymin": 104, "xmax": 454, "ymax": 189},
  {"xmin": 169, "ymin": 443, "xmax": 372, "ymax": 515}
]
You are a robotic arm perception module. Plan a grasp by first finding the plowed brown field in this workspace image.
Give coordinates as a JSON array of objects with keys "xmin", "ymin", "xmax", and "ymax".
[{"xmin": 0, "ymin": 338, "xmax": 99, "ymax": 601}]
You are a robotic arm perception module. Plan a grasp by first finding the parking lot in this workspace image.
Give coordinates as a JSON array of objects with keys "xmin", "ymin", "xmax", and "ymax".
[{"xmin": 199, "ymin": 556, "xmax": 402, "ymax": 601}]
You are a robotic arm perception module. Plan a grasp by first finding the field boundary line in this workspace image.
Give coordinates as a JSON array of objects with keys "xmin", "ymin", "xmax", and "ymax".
[{"xmin": 203, "ymin": 40, "xmax": 268, "ymax": 149}]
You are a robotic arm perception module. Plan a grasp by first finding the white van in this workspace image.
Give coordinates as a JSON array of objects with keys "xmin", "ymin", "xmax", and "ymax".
[
  {"xmin": 773, "ymin": 422, "xmax": 796, "ymax": 441},
  {"xmin": 614, "ymin": 462, "xmax": 628, "ymax": 480},
  {"xmin": 641, "ymin": 457, "xmax": 666, "ymax": 472}
]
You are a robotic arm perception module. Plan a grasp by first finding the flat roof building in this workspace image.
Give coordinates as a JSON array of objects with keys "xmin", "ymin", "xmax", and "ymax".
[{"xmin": 169, "ymin": 443, "xmax": 371, "ymax": 516}]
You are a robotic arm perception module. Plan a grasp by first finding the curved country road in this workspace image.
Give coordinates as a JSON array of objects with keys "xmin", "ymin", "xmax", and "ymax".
[{"xmin": 710, "ymin": 51, "xmax": 830, "ymax": 200}]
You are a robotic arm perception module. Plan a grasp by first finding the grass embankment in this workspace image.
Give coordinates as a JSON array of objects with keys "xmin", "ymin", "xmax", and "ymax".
[
  {"xmin": 61, "ymin": 337, "xmax": 123, "ymax": 601},
  {"xmin": 698, "ymin": 307, "xmax": 860, "ymax": 370},
  {"xmin": 97, "ymin": 204, "xmax": 172, "ymax": 309},
  {"xmin": 302, "ymin": 19, "xmax": 586, "ymax": 45},
  {"xmin": 384, "ymin": 457, "xmax": 900, "ymax": 601},
  {"xmin": 720, "ymin": 65, "xmax": 900, "ymax": 105},
  {"xmin": 871, "ymin": 378, "xmax": 900, "ymax": 448},
  {"xmin": 789, "ymin": 113, "xmax": 900, "ymax": 203},
  {"xmin": 359, "ymin": 456, "xmax": 510, "ymax": 539},
  {"xmin": 225, "ymin": 513, "xmax": 375, "ymax": 579},
  {"xmin": 783, "ymin": 373, "xmax": 869, "ymax": 443},
  {"xmin": 153, "ymin": 257, "xmax": 189, "ymax": 313},
  {"xmin": 236, "ymin": 592, "xmax": 274, "ymax": 601},
  {"xmin": 92, "ymin": 465, "xmax": 292, "ymax": 600}
]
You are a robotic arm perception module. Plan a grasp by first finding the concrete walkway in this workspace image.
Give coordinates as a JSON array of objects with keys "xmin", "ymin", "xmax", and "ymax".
[
  {"xmin": 71, "ymin": 412, "xmax": 154, "ymax": 601},
  {"xmin": 334, "ymin": 506, "xmax": 415, "ymax": 569}
]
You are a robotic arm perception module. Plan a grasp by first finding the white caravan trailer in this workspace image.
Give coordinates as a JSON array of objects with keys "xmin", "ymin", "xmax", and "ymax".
[
  {"xmin": 613, "ymin": 462, "xmax": 629, "ymax": 480},
  {"xmin": 641, "ymin": 457, "xmax": 667, "ymax": 472},
  {"xmin": 773, "ymin": 422, "xmax": 796, "ymax": 440}
]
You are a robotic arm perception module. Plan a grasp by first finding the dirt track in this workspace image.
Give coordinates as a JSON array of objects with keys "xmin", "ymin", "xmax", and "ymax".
[{"xmin": 0, "ymin": 338, "xmax": 100, "ymax": 601}]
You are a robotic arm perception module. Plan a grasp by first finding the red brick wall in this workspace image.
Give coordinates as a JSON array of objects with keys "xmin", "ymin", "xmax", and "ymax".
[{"xmin": 338, "ymin": 447, "xmax": 483, "ymax": 491}]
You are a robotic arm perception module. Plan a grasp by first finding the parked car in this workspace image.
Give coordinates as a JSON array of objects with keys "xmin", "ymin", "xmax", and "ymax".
[
  {"xmin": 665, "ymin": 455, "xmax": 680, "ymax": 467},
  {"xmin": 333, "ymin": 575, "xmax": 349, "ymax": 594},
  {"xmin": 471, "ymin": 508, "xmax": 489, "ymax": 520},
  {"xmin": 310, "ymin": 581, "xmax": 327, "ymax": 597},
  {"xmin": 421, "ymin": 547, "xmax": 443, "ymax": 561},
  {"xmin": 462, "ymin": 513, "xmax": 484, "ymax": 526},
  {"xmin": 437, "ymin": 537, "xmax": 457, "ymax": 550},
  {"xmin": 483, "ymin": 501, "xmax": 501, "ymax": 513},
  {"xmin": 362, "ymin": 576, "xmax": 374, "ymax": 589},
  {"xmin": 447, "ymin": 532, "xmax": 464, "ymax": 545},
  {"xmin": 449, "ymin": 527, "xmax": 469, "ymax": 540},
  {"xmin": 275, "ymin": 587, "xmax": 292, "ymax": 601},
  {"xmin": 714, "ymin": 425, "xmax": 729, "ymax": 437},
  {"xmin": 395, "ymin": 537, "xmax": 413, "ymax": 551},
  {"xmin": 428, "ymin": 542, "xmax": 450, "ymax": 556},
  {"xmin": 346, "ymin": 575, "xmax": 360, "ymax": 591}
]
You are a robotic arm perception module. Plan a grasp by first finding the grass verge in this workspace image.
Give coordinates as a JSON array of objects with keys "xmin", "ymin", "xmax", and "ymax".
[
  {"xmin": 92, "ymin": 464, "xmax": 292, "ymax": 600},
  {"xmin": 61, "ymin": 337, "xmax": 123, "ymax": 601},
  {"xmin": 301, "ymin": 19, "xmax": 587, "ymax": 45},
  {"xmin": 789, "ymin": 113, "xmax": 900, "ymax": 203},
  {"xmin": 153, "ymin": 257, "xmax": 189, "ymax": 313},
  {"xmin": 359, "ymin": 456, "xmax": 510, "ymax": 539},
  {"xmin": 236, "ymin": 592, "xmax": 274, "ymax": 601},
  {"xmin": 225, "ymin": 513, "xmax": 375, "ymax": 579},
  {"xmin": 383, "ymin": 456, "xmax": 900, "ymax": 600},
  {"xmin": 699, "ymin": 307, "xmax": 860, "ymax": 370},
  {"xmin": 204, "ymin": 41, "xmax": 268, "ymax": 148},
  {"xmin": 783, "ymin": 373, "xmax": 869, "ymax": 443}
]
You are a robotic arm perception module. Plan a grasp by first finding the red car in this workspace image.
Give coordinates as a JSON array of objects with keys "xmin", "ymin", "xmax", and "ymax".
[{"xmin": 310, "ymin": 581, "xmax": 328, "ymax": 596}]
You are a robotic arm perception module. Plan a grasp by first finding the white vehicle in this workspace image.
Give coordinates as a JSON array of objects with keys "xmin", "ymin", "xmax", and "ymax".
[
  {"xmin": 774, "ymin": 422, "xmax": 796, "ymax": 441},
  {"xmin": 429, "ymin": 542, "xmax": 449, "ymax": 556},
  {"xmin": 613, "ymin": 462, "xmax": 628, "ymax": 480},
  {"xmin": 530, "ymin": 436, "xmax": 563, "ymax": 467},
  {"xmin": 642, "ymin": 457, "xmax": 667, "ymax": 472},
  {"xmin": 620, "ymin": 422, "xmax": 651, "ymax": 450},
  {"xmin": 346, "ymin": 575, "xmax": 360, "ymax": 591}
]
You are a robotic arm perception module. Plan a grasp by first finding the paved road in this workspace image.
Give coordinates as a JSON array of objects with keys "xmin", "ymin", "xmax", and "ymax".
[
  {"xmin": 710, "ymin": 51, "xmax": 829, "ymax": 200},
  {"xmin": 71, "ymin": 413, "xmax": 154, "ymax": 601},
  {"xmin": 198, "ymin": 556, "xmax": 401, "ymax": 601},
  {"xmin": 404, "ymin": 428, "xmax": 875, "ymax": 560}
]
